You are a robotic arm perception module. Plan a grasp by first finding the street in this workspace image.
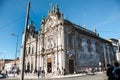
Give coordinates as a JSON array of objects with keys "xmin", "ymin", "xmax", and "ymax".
[{"xmin": 2, "ymin": 72, "xmax": 108, "ymax": 80}]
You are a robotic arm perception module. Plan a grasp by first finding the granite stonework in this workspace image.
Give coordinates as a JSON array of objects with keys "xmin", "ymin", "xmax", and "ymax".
[{"xmin": 20, "ymin": 4, "xmax": 116, "ymax": 77}]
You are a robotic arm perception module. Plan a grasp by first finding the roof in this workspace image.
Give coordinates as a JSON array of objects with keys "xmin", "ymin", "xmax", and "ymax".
[
  {"xmin": 7, "ymin": 60, "xmax": 20, "ymax": 64},
  {"xmin": 63, "ymin": 19, "xmax": 112, "ymax": 44},
  {"xmin": 107, "ymin": 38, "xmax": 118, "ymax": 42}
]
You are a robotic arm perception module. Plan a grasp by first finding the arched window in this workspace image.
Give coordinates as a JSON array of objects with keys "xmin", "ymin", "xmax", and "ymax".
[
  {"xmin": 27, "ymin": 62, "xmax": 30, "ymax": 72},
  {"xmin": 31, "ymin": 63, "xmax": 33, "ymax": 73},
  {"xmin": 77, "ymin": 37, "xmax": 82, "ymax": 50},
  {"xmin": 68, "ymin": 33, "xmax": 74, "ymax": 49},
  {"xmin": 95, "ymin": 42, "xmax": 99, "ymax": 53},
  {"xmin": 28, "ymin": 47, "xmax": 31, "ymax": 54},
  {"xmin": 91, "ymin": 41, "xmax": 96, "ymax": 52},
  {"xmin": 32, "ymin": 47, "xmax": 34, "ymax": 54},
  {"xmin": 87, "ymin": 39, "xmax": 91, "ymax": 52}
]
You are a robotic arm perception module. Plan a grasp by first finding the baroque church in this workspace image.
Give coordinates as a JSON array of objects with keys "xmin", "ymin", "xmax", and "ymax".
[{"xmin": 21, "ymin": 4, "xmax": 116, "ymax": 76}]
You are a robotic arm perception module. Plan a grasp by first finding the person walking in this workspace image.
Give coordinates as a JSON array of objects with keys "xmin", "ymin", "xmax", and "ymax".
[
  {"xmin": 37, "ymin": 68, "xmax": 41, "ymax": 78},
  {"xmin": 5, "ymin": 70, "xmax": 8, "ymax": 78},
  {"xmin": 114, "ymin": 68, "xmax": 120, "ymax": 80},
  {"xmin": 106, "ymin": 64, "xmax": 114, "ymax": 80},
  {"xmin": 112, "ymin": 62, "xmax": 120, "ymax": 80}
]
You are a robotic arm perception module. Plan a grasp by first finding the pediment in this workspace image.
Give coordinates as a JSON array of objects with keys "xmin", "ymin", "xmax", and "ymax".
[{"xmin": 44, "ymin": 16, "xmax": 58, "ymax": 30}]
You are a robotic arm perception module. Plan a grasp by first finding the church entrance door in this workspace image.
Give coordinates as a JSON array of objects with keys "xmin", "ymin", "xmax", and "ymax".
[
  {"xmin": 69, "ymin": 59, "xmax": 74, "ymax": 73},
  {"xmin": 47, "ymin": 58, "xmax": 52, "ymax": 73}
]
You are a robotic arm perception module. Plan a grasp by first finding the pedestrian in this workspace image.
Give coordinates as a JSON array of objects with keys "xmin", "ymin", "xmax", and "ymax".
[
  {"xmin": 34, "ymin": 69, "xmax": 37, "ymax": 74},
  {"xmin": 25, "ymin": 70, "xmax": 27, "ymax": 74},
  {"xmin": 112, "ymin": 62, "xmax": 120, "ymax": 80},
  {"xmin": 114, "ymin": 68, "xmax": 120, "ymax": 80},
  {"xmin": 63, "ymin": 69, "xmax": 66, "ymax": 75},
  {"xmin": 17, "ymin": 69, "xmax": 19, "ymax": 75},
  {"xmin": 37, "ymin": 68, "xmax": 41, "ymax": 78},
  {"xmin": 91, "ymin": 68, "xmax": 95, "ymax": 75},
  {"xmin": 113, "ymin": 62, "xmax": 119, "ymax": 72},
  {"xmin": 42, "ymin": 70, "xmax": 45, "ymax": 77},
  {"xmin": 5, "ymin": 70, "xmax": 8, "ymax": 77},
  {"xmin": 106, "ymin": 64, "xmax": 114, "ymax": 80}
]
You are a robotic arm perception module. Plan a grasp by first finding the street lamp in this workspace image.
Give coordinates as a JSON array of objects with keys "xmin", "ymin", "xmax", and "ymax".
[
  {"xmin": 0, "ymin": 52, "xmax": 5, "ymax": 60},
  {"xmin": 11, "ymin": 33, "xmax": 19, "ymax": 77},
  {"xmin": 0, "ymin": 52, "xmax": 5, "ymax": 70}
]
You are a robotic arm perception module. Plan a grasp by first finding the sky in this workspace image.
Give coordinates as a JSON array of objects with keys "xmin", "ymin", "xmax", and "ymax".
[{"xmin": 0, "ymin": 0, "xmax": 120, "ymax": 59}]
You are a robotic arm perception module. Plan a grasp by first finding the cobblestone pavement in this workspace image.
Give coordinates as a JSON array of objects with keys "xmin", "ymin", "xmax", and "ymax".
[{"xmin": 2, "ymin": 72, "xmax": 108, "ymax": 80}]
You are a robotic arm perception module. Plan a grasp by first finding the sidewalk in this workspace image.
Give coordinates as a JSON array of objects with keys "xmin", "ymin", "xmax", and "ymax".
[{"xmin": 7, "ymin": 72, "xmax": 104, "ymax": 79}]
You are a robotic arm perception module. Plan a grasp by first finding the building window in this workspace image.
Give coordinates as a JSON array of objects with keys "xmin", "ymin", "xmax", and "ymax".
[
  {"xmin": 27, "ymin": 62, "xmax": 30, "ymax": 72},
  {"xmin": 95, "ymin": 42, "xmax": 99, "ymax": 53},
  {"xmin": 77, "ymin": 37, "xmax": 82, "ymax": 50},
  {"xmin": 87, "ymin": 39, "xmax": 91, "ymax": 52},
  {"xmin": 82, "ymin": 38, "xmax": 87, "ymax": 52},
  {"xmin": 68, "ymin": 34, "xmax": 74, "ymax": 49},
  {"xmin": 47, "ymin": 58, "xmax": 52, "ymax": 73},
  {"xmin": 32, "ymin": 47, "xmax": 34, "ymax": 54},
  {"xmin": 29, "ymin": 47, "xmax": 31, "ymax": 54},
  {"xmin": 44, "ymin": 37, "xmax": 47, "ymax": 49}
]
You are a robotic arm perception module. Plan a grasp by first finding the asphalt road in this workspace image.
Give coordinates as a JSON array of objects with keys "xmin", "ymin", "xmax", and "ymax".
[{"xmin": 1, "ymin": 73, "xmax": 108, "ymax": 80}]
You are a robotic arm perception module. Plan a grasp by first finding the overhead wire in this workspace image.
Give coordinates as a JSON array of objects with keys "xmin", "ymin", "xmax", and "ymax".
[
  {"xmin": 0, "ymin": 16, "xmax": 25, "ymax": 31},
  {"xmin": 29, "ymin": 17, "xmax": 39, "ymax": 29},
  {"xmin": 0, "ymin": 2, "xmax": 33, "ymax": 32},
  {"xmin": 30, "ymin": 7, "xmax": 41, "ymax": 31},
  {"xmin": 31, "ymin": 7, "xmax": 40, "ymax": 24}
]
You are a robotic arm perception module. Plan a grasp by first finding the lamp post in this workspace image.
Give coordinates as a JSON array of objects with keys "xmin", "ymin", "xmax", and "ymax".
[
  {"xmin": 11, "ymin": 33, "xmax": 19, "ymax": 77},
  {"xmin": 0, "ymin": 52, "xmax": 5, "ymax": 70},
  {"xmin": 0, "ymin": 52, "xmax": 5, "ymax": 60}
]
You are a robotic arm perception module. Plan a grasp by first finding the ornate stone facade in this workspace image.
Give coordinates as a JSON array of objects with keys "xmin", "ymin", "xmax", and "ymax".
[{"xmin": 21, "ymin": 4, "xmax": 116, "ymax": 76}]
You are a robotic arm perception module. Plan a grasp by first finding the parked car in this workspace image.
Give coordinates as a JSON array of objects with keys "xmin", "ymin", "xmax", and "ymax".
[{"xmin": 0, "ymin": 73, "xmax": 6, "ymax": 78}]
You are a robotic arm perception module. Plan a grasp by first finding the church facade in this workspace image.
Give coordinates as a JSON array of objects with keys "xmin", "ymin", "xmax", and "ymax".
[{"xmin": 21, "ymin": 4, "xmax": 116, "ymax": 76}]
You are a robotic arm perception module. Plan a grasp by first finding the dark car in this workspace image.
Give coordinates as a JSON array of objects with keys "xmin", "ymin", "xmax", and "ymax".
[{"xmin": 0, "ymin": 73, "xmax": 6, "ymax": 78}]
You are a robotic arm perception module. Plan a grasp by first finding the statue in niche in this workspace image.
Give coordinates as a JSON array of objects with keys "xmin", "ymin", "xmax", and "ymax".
[{"xmin": 48, "ymin": 37, "xmax": 53, "ymax": 48}]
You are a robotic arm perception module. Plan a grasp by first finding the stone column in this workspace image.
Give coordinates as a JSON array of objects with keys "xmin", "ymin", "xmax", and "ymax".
[
  {"xmin": 61, "ymin": 25, "xmax": 66, "ymax": 75},
  {"xmin": 25, "ymin": 59, "xmax": 27, "ymax": 70},
  {"xmin": 107, "ymin": 46, "xmax": 111, "ymax": 64},
  {"xmin": 103, "ymin": 44, "xmax": 107, "ymax": 69},
  {"xmin": 54, "ymin": 52, "xmax": 58, "ymax": 75},
  {"xmin": 30, "ymin": 57, "xmax": 32, "ymax": 72}
]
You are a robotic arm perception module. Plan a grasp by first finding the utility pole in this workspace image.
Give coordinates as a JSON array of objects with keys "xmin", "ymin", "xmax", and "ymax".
[{"xmin": 20, "ymin": 2, "xmax": 30, "ymax": 80}]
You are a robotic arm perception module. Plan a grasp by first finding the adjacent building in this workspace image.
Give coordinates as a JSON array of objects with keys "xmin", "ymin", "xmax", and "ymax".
[
  {"xmin": 21, "ymin": 4, "xmax": 116, "ymax": 76},
  {"xmin": 108, "ymin": 38, "xmax": 120, "ymax": 62},
  {"xmin": 0, "ymin": 59, "xmax": 13, "ymax": 73},
  {"xmin": 4, "ymin": 59, "xmax": 20, "ymax": 73},
  {"xmin": 0, "ymin": 59, "xmax": 4, "ymax": 72}
]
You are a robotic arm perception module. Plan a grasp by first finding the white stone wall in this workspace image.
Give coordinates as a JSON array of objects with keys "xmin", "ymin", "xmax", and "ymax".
[
  {"xmin": 22, "ymin": 10, "xmax": 114, "ymax": 76},
  {"xmin": 64, "ymin": 25, "xmax": 114, "ymax": 73}
]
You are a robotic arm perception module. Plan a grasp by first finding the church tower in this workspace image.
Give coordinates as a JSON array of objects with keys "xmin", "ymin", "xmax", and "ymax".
[
  {"xmin": 21, "ymin": 21, "xmax": 38, "ymax": 73},
  {"xmin": 37, "ymin": 4, "xmax": 65, "ymax": 75}
]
